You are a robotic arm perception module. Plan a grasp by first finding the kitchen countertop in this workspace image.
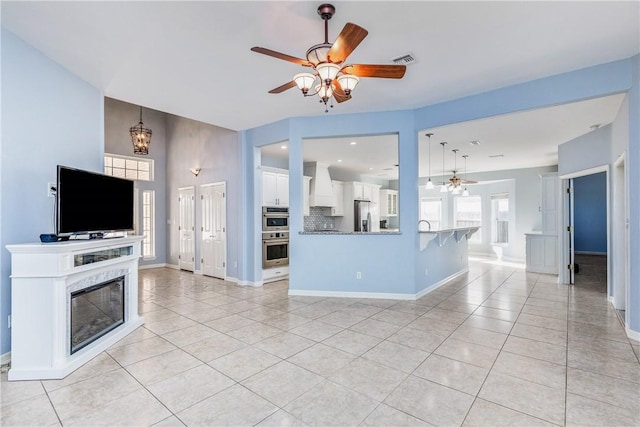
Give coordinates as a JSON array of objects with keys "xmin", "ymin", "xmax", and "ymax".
[{"xmin": 300, "ymin": 230, "xmax": 402, "ymax": 235}]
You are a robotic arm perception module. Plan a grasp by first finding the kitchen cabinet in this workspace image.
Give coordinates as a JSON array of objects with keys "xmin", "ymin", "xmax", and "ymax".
[
  {"xmin": 329, "ymin": 180, "xmax": 344, "ymax": 216},
  {"xmin": 303, "ymin": 176, "xmax": 311, "ymax": 216},
  {"xmin": 262, "ymin": 170, "xmax": 289, "ymax": 207},
  {"xmin": 525, "ymin": 233, "xmax": 558, "ymax": 274},
  {"xmin": 380, "ymin": 189, "xmax": 398, "ymax": 217}
]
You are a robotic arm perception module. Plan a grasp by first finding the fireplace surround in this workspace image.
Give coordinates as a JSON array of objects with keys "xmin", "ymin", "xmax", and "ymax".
[{"xmin": 6, "ymin": 236, "xmax": 144, "ymax": 380}]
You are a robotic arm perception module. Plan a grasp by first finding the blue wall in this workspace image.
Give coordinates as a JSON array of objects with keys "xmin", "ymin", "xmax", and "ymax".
[
  {"xmin": 1, "ymin": 30, "xmax": 105, "ymax": 355},
  {"xmin": 574, "ymin": 172, "xmax": 607, "ymax": 253}
]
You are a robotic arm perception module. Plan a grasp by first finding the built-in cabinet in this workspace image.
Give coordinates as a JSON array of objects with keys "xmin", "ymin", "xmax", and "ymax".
[
  {"xmin": 329, "ymin": 180, "xmax": 344, "ymax": 216},
  {"xmin": 525, "ymin": 233, "xmax": 558, "ymax": 274},
  {"xmin": 262, "ymin": 170, "xmax": 289, "ymax": 207},
  {"xmin": 526, "ymin": 173, "xmax": 559, "ymax": 273},
  {"xmin": 380, "ymin": 189, "xmax": 398, "ymax": 217},
  {"xmin": 303, "ymin": 176, "xmax": 311, "ymax": 217}
]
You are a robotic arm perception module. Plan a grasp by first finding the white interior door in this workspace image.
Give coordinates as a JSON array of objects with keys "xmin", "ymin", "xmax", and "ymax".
[
  {"xmin": 613, "ymin": 157, "xmax": 627, "ymax": 311},
  {"xmin": 568, "ymin": 179, "xmax": 575, "ymax": 284},
  {"xmin": 178, "ymin": 186, "xmax": 195, "ymax": 272},
  {"xmin": 201, "ymin": 182, "xmax": 226, "ymax": 279}
]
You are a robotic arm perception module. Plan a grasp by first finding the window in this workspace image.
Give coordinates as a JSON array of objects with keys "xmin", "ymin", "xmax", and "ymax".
[
  {"xmin": 455, "ymin": 195, "xmax": 481, "ymax": 242},
  {"xmin": 104, "ymin": 154, "xmax": 153, "ymax": 181},
  {"xmin": 492, "ymin": 193, "xmax": 509, "ymax": 244},
  {"xmin": 420, "ymin": 198, "xmax": 442, "ymax": 230},
  {"xmin": 142, "ymin": 190, "xmax": 155, "ymax": 258}
]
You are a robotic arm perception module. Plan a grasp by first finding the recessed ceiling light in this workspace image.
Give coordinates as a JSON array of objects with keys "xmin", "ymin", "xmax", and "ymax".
[
  {"xmin": 589, "ymin": 124, "xmax": 601, "ymax": 131},
  {"xmin": 469, "ymin": 140, "xmax": 481, "ymax": 146},
  {"xmin": 280, "ymin": 145, "xmax": 287, "ymax": 149},
  {"xmin": 337, "ymin": 159, "xmax": 343, "ymax": 162},
  {"xmin": 368, "ymin": 167, "xmax": 374, "ymax": 170},
  {"xmin": 488, "ymin": 154, "xmax": 504, "ymax": 158},
  {"xmin": 349, "ymin": 141, "xmax": 357, "ymax": 146}
]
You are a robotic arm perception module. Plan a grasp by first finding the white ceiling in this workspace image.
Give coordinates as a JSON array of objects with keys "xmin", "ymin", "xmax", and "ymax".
[
  {"xmin": 2, "ymin": 1, "xmax": 638, "ymax": 134},
  {"xmin": 262, "ymin": 93, "xmax": 625, "ymax": 178}
]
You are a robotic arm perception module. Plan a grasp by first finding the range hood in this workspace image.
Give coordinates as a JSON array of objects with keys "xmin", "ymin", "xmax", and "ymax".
[{"xmin": 306, "ymin": 162, "xmax": 335, "ymax": 207}]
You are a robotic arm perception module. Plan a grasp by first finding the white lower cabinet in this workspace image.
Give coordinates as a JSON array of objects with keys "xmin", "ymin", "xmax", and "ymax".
[
  {"xmin": 303, "ymin": 176, "xmax": 311, "ymax": 216},
  {"xmin": 526, "ymin": 233, "xmax": 558, "ymax": 274}
]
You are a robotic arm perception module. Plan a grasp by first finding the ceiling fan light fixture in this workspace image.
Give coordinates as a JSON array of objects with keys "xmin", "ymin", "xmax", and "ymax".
[
  {"xmin": 315, "ymin": 83, "xmax": 333, "ymax": 102},
  {"xmin": 294, "ymin": 73, "xmax": 316, "ymax": 94},
  {"xmin": 337, "ymin": 74, "xmax": 359, "ymax": 94},
  {"xmin": 306, "ymin": 43, "xmax": 332, "ymax": 65},
  {"xmin": 317, "ymin": 62, "xmax": 340, "ymax": 83}
]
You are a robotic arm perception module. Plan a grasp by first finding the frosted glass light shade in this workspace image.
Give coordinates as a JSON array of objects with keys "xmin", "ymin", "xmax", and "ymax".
[
  {"xmin": 462, "ymin": 188, "xmax": 469, "ymax": 197},
  {"xmin": 452, "ymin": 187, "xmax": 460, "ymax": 195},
  {"xmin": 315, "ymin": 83, "xmax": 333, "ymax": 100},
  {"xmin": 337, "ymin": 74, "xmax": 359, "ymax": 93},
  {"xmin": 425, "ymin": 179, "xmax": 434, "ymax": 189},
  {"xmin": 440, "ymin": 184, "xmax": 448, "ymax": 193},
  {"xmin": 317, "ymin": 63, "xmax": 340, "ymax": 81},
  {"xmin": 293, "ymin": 73, "xmax": 316, "ymax": 94}
]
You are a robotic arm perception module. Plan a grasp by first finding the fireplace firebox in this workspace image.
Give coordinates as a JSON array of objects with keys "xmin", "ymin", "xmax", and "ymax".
[{"xmin": 70, "ymin": 276, "xmax": 125, "ymax": 354}]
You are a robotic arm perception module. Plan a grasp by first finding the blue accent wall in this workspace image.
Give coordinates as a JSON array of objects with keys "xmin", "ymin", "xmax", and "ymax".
[
  {"xmin": 574, "ymin": 173, "xmax": 607, "ymax": 253},
  {"xmin": 1, "ymin": 30, "xmax": 104, "ymax": 355}
]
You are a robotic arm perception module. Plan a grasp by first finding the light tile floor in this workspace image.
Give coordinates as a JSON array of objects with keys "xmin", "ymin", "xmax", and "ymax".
[{"xmin": 2, "ymin": 260, "xmax": 639, "ymax": 426}]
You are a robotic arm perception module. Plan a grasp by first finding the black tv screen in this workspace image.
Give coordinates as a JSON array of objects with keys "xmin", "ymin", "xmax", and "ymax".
[{"xmin": 57, "ymin": 165, "xmax": 134, "ymax": 235}]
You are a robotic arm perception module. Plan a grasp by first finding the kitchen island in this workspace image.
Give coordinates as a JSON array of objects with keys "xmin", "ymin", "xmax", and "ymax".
[{"xmin": 290, "ymin": 226, "xmax": 479, "ymax": 300}]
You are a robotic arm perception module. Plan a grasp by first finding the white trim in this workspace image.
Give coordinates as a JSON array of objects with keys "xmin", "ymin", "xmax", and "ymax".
[
  {"xmin": 1, "ymin": 351, "xmax": 10, "ymax": 365},
  {"xmin": 225, "ymin": 276, "xmax": 264, "ymax": 287},
  {"xmin": 166, "ymin": 264, "xmax": 179, "ymax": 270},
  {"xmin": 138, "ymin": 263, "xmax": 169, "ymax": 270},
  {"xmin": 288, "ymin": 289, "xmax": 417, "ymax": 300},
  {"xmin": 575, "ymin": 251, "xmax": 607, "ymax": 256},
  {"xmin": 625, "ymin": 325, "xmax": 640, "ymax": 342},
  {"xmin": 288, "ymin": 268, "xmax": 469, "ymax": 301},
  {"xmin": 559, "ymin": 164, "xmax": 608, "ymax": 180}
]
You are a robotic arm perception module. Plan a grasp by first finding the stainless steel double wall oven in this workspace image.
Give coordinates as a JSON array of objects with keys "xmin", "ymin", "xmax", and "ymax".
[{"xmin": 262, "ymin": 207, "xmax": 289, "ymax": 268}]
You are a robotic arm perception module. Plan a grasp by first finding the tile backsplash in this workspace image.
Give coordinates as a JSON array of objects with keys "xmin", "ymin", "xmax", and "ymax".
[{"xmin": 304, "ymin": 207, "xmax": 336, "ymax": 231}]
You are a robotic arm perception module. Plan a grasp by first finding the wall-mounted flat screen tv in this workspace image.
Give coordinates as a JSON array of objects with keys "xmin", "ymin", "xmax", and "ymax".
[{"xmin": 57, "ymin": 165, "xmax": 134, "ymax": 236}]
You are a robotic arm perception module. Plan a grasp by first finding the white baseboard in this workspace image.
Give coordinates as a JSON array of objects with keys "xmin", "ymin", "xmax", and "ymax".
[
  {"xmin": 288, "ymin": 289, "xmax": 417, "ymax": 300},
  {"xmin": 575, "ymin": 251, "xmax": 607, "ymax": 256},
  {"xmin": 1, "ymin": 351, "xmax": 10, "ymax": 365},
  {"xmin": 288, "ymin": 269, "xmax": 469, "ymax": 301},
  {"xmin": 626, "ymin": 325, "xmax": 640, "ymax": 342},
  {"xmin": 138, "ymin": 263, "xmax": 169, "ymax": 270},
  {"xmin": 165, "ymin": 264, "xmax": 179, "ymax": 270},
  {"xmin": 415, "ymin": 268, "xmax": 469, "ymax": 299},
  {"xmin": 226, "ymin": 276, "xmax": 263, "ymax": 287}
]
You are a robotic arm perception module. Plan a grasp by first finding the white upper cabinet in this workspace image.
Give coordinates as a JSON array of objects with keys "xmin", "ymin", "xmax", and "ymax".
[
  {"xmin": 380, "ymin": 189, "xmax": 398, "ymax": 217},
  {"xmin": 262, "ymin": 170, "xmax": 289, "ymax": 207},
  {"xmin": 541, "ymin": 173, "xmax": 558, "ymax": 235},
  {"xmin": 303, "ymin": 176, "xmax": 311, "ymax": 216},
  {"xmin": 330, "ymin": 180, "xmax": 344, "ymax": 216}
]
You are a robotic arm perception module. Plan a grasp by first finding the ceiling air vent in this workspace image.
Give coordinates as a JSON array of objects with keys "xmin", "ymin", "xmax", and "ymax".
[{"xmin": 391, "ymin": 53, "xmax": 416, "ymax": 66}]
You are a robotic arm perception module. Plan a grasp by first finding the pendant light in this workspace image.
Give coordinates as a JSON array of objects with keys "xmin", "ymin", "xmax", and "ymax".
[
  {"xmin": 439, "ymin": 142, "xmax": 448, "ymax": 192},
  {"xmin": 449, "ymin": 149, "xmax": 459, "ymax": 192},
  {"xmin": 462, "ymin": 155, "xmax": 470, "ymax": 197},
  {"xmin": 130, "ymin": 106, "xmax": 152, "ymax": 155},
  {"xmin": 425, "ymin": 133, "xmax": 434, "ymax": 189}
]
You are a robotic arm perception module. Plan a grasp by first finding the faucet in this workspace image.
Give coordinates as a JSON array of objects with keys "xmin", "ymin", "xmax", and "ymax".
[{"xmin": 418, "ymin": 219, "xmax": 431, "ymax": 231}]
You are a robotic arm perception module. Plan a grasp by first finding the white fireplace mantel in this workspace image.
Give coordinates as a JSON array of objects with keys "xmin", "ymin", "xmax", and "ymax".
[{"xmin": 6, "ymin": 236, "xmax": 145, "ymax": 381}]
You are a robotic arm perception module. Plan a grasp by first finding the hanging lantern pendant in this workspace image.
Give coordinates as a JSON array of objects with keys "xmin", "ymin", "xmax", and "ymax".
[{"xmin": 130, "ymin": 106, "xmax": 152, "ymax": 155}]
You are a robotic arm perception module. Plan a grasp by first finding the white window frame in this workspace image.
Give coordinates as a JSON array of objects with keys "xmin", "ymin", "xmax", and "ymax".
[
  {"xmin": 142, "ymin": 190, "xmax": 155, "ymax": 259},
  {"xmin": 420, "ymin": 197, "xmax": 443, "ymax": 230},
  {"xmin": 104, "ymin": 153, "xmax": 154, "ymax": 182},
  {"xmin": 491, "ymin": 193, "xmax": 509, "ymax": 245},
  {"xmin": 454, "ymin": 195, "xmax": 482, "ymax": 243}
]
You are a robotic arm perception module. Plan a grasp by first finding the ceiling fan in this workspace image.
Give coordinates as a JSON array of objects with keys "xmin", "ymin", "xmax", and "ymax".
[
  {"xmin": 250, "ymin": 3, "xmax": 407, "ymax": 111},
  {"xmin": 446, "ymin": 151, "xmax": 477, "ymax": 194}
]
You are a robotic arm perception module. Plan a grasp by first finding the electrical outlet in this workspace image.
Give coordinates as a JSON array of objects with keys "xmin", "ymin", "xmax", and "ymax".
[
  {"xmin": 7, "ymin": 315, "xmax": 11, "ymax": 328},
  {"xmin": 356, "ymin": 272, "xmax": 362, "ymax": 279},
  {"xmin": 48, "ymin": 182, "xmax": 57, "ymax": 197}
]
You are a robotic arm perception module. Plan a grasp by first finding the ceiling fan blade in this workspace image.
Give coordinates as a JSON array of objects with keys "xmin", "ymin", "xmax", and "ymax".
[
  {"xmin": 251, "ymin": 47, "xmax": 313, "ymax": 67},
  {"xmin": 268, "ymin": 81, "xmax": 297, "ymax": 94},
  {"xmin": 462, "ymin": 179, "xmax": 478, "ymax": 184},
  {"xmin": 342, "ymin": 64, "xmax": 406, "ymax": 79},
  {"xmin": 327, "ymin": 23, "xmax": 368, "ymax": 64},
  {"xmin": 331, "ymin": 80, "xmax": 352, "ymax": 103}
]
